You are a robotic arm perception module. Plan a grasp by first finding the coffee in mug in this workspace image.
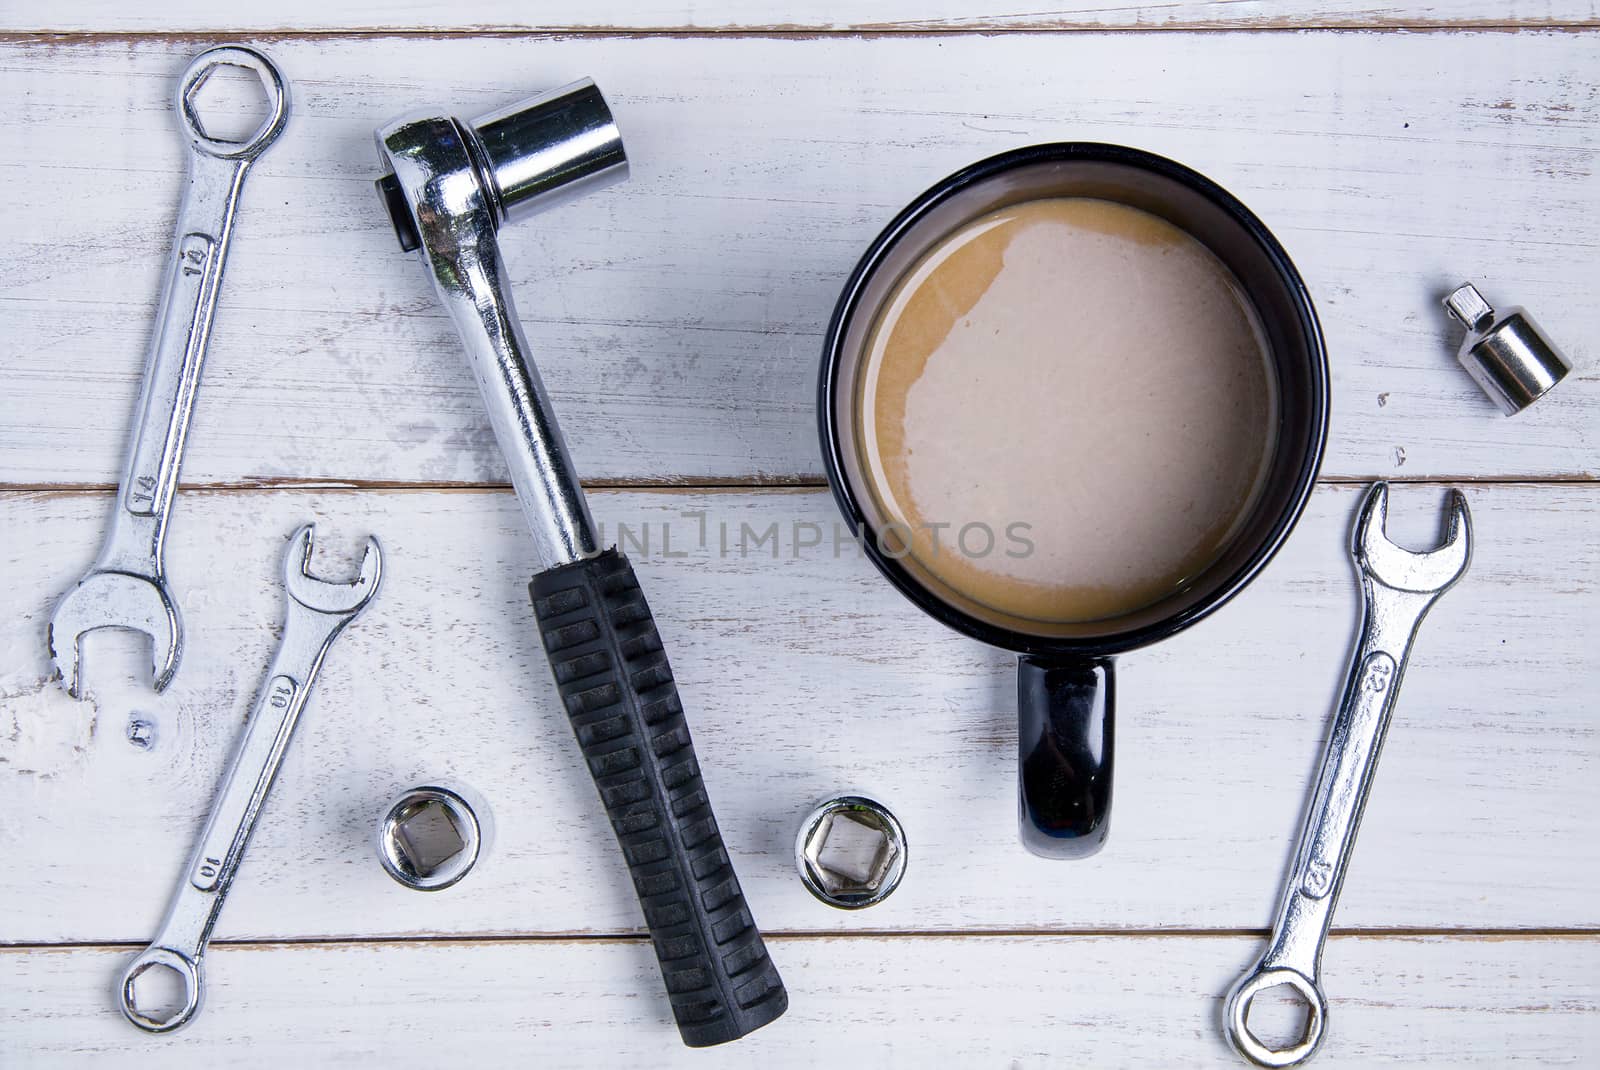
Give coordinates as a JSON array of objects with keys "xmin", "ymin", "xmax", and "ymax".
[{"xmin": 855, "ymin": 196, "xmax": 1279, "ymax": 624}]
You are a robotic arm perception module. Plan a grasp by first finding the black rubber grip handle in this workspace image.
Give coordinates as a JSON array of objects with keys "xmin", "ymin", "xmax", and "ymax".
[{"xmin": 530, "ymin": 548, "xmax": 788, "ymax": 1047}]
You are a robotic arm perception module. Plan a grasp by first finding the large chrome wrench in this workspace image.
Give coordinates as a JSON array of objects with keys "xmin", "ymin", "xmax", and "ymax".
[
  {"xmin": 49, "ymin": 46, "xmax": 289, "ymax": 697},
  {"xmin": 1225, "ymin": 482, "xmax": 1471, "ymax": 1066},
  {"xmin": 119, "ymin": 525, "xmax": 381, "ymax": 1033}
]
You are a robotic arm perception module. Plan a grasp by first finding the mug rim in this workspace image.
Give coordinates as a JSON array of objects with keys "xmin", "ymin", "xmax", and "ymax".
[{"xmin": 817, "ymin": 141, "xmax": 1331, "ymax": 658}]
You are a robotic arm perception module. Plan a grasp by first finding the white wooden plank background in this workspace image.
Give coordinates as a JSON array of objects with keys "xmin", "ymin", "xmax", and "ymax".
[
  {"xmin": 3, "ymin": 482, "xmax": 1597, "ymax": 943},
  {"xmin": 5, "ymin": 936, "xmax": 1597, "ymax": 1066},
  {"xmin": 7, "ymin": 1, "xmax": 1598, "ymax": 32},
  {"xmin": 1, "ymin": 6, "xmax": 1597, "ymax": 1065},
  {"xmin": 3, "ymin": 33, "xmax": 1597, "ymax": 487}
]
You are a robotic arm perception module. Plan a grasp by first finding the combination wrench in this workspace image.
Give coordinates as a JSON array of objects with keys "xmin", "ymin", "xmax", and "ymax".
[
  {"xmin": 119, "ymin": 525, "xmax": 381, "ymax": 1033},
  {"xmin": 49, "ymin": 46, "xmax": 289, "ymax": 697},
  {"xmin": 1225, "ymin": 482, "xmax": 1471, "ymax": 1067}
]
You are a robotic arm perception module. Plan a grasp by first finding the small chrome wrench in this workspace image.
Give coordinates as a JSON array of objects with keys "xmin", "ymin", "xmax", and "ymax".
[
  {"xmin": 49, "ymin": 46, "xmax": 289, "ymax": 697},
  {"xmin": 119, "ymin": 525, "xmax": 380, "ymax": 1033},
  {"xmin": 1225, "ymin": 482, "xmax": 1471, "ymax": 1067}
]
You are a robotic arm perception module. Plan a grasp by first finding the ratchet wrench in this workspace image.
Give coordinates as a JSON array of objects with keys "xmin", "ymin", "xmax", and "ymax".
[
  {"xmin": 1225, "ymin": 482, "xmax": 1471, "ymax": 1067},
  {"xmin": 120, "ymin": 525, "xmax": 380, "ymax": 1033},
  {"xmin": 375, "ymin": 84, "xmax": 788, "ymax": 1046},
  {"xmin": 49, "ymin": 46, "xmax": 289, "ymax": 697}
]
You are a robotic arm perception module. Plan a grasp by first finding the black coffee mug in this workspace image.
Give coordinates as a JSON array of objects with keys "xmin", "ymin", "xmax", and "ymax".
[{"xmin": 819, "ymin": 144, "xmax": 1329, "ymax": 859}]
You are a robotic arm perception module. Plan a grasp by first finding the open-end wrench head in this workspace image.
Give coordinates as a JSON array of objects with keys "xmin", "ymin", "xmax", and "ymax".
[
  {"xmin": 48, "ymin": 572, "xmax": 182, "ymax": 698},
  {"xmin": 1352, "ymin": 482, "xmax": 1472, "ymax": 595},
  {"xmin": 282, "ymin": 524, "xmax": 383, "ymax": 616}
]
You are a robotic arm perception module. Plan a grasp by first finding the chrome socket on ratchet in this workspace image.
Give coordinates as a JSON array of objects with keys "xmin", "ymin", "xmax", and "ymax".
[
  {"xmin": 1224, "ymin": 483, "xmax": 1471, "ymax": 1067},
  {"xmin": 119, "ymin": 526, "xmax": 380, "ymax": 1034},
  {"xmin": 49, "ymin": 46, "xmax": 289, "ymax": 698}
]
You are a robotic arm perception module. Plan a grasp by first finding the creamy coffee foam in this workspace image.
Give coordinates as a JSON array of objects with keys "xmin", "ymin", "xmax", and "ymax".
[{"xmin": 857, "ymin": 197, "xmax": 1277, "ymax": 625}]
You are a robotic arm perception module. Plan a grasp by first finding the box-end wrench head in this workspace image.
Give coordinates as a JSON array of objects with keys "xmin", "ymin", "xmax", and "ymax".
[{"xmin": 177, "ymin": 47, "xmax": 288, "ymax": 160}]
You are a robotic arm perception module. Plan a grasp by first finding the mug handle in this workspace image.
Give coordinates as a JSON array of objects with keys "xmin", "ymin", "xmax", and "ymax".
[{"xmin": 1017, "ymin": 655, "xmax": 1114, "ymax": 858}]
